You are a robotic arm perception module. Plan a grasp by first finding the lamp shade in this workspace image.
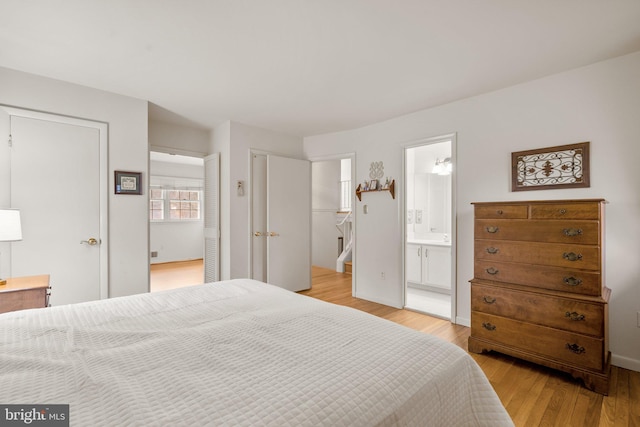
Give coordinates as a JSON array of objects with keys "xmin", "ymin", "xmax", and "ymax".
[{"xmin": 0, "ymin": 209, "xmax": 22, "ymax": 241}]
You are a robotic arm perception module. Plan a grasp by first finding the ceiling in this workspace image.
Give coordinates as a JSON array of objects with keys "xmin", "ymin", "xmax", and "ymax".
[{"xmin": 2, "ymin": 1, "xmax": 640, "ymax": 137}]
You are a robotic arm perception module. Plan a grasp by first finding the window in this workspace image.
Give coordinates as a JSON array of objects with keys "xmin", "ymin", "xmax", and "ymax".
[
  {"xmin": 150, "ymin": 188, "xmax": 165, "ymax": 220},
  {"xmin": 168, "ymin": 190, "xmax": 200, "ymax": 220},
  {"xmin": 340, "ymin": 158, "xmax": 352, "ymax": 211},
  {"xmin": 150, "ymin": 188, "xmax": 201, "ymax": 222}
]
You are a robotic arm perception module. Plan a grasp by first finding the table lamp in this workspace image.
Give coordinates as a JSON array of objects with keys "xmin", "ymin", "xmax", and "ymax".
[{"xmin": 0, "ymin": 209, "xmax": 23, "ymax": 286}]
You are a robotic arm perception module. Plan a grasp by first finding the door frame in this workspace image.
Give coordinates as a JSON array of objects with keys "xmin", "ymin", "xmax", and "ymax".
[
  {"xmin": 2, "ymin": 105, "xmax": 109, "ymax": 299},
  {"xmin": 308, "ymin": 152, "xmax": 356, "ymax": 295},
  {"xmin": 402, "ymin": 133, "xmax": 457, "ymax": 322}
]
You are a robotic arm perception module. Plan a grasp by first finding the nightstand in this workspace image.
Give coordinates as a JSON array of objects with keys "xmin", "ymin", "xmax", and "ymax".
[{"xmin": 0, "ymin": 275, "xmax": 51, "ymax": 314}]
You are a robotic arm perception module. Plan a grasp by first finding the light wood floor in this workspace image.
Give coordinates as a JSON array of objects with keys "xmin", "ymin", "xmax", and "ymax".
[
  {"xmin": 151, "ymin": 261, "xmax": 639, "ymax": 426},
  {"xmin": 150, "ymin": 259, "xmax": 204, "ymax": 292},
  {"xmin": 303, "ymin": 266, "xmax": 640, "ymax": 427}
]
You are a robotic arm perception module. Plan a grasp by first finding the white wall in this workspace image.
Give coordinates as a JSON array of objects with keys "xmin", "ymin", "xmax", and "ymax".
[
  {"xmin": 149, "ymin": 119, "xmax": 210, "ymax": 156},
  {"xmin": 304, "ymin": 51, "xmax": 640, "ymax": 372},
  {"xmin": 210, "ymin": 121, "xmax": 304, "ymax": 280},
  {"xmin": 312, "ymin": 160, "xmax": 341, "ymax": 269},
  {"xmin": 0, "ymin": 66, "xmax": 149, "ymax": 298},
  {"xmin": 149, "ymin": 159, "xmax": 204, "ymax": 264}
]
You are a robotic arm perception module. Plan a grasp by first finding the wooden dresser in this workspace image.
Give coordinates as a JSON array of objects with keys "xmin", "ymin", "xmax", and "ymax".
[
  {"xmin": 0, "ymin": 275, "xmax": 51, "ymax": 314},
  {"xmin": 468, "ymin": 199, "xmax": 610, "ymax": 395}
]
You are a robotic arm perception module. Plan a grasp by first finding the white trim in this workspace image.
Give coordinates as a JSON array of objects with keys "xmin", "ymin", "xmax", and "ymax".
[
  {"xmin": 149, "ymin": 145, "xmax": 207, "ymax": 158},
  {"xmin": 2, "ymin": 105, "xmax": 109, "ymax": 299},
  {"xmin": 611, "ymin": 353, "xmax": 640, "ymax": 372}
]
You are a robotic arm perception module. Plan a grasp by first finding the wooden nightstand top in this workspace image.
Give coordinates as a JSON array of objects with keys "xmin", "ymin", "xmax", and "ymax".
[{"xmin": 0, "ymin": 275, "xmax": 50, "ymax": 293}]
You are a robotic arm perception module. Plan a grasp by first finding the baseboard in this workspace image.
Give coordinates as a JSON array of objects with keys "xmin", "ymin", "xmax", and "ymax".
[
  {"xmin": 455, "ymin": 316, "xmax": 470, "ymax": 327},
  {"xmin": 611, "ymin": 353, "xmax": 640, "ymax": 372},
  {"xmin": 355, "ymin": 291, "xmax": 403, "ymax": 309}
]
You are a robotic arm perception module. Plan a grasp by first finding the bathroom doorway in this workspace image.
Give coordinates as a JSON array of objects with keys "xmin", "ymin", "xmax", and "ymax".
[{"xmin": 404, "ymin": 135, "xmax": 456, "ymax": 320}]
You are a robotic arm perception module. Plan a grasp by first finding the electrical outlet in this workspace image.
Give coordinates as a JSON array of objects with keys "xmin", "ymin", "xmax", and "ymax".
[
  {"xmin": 381, "ymin": 272, "xmax": 385, "ymax": 279},
  {"xmin": 151, "ymin": 251, "xmax": 158, "ymax": 258}
]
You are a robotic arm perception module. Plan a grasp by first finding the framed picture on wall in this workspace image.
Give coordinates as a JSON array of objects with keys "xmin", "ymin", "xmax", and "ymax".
[
  {"xmin": 511, "ymin": 142, "xmax": 590, "ymax": 191},
  {"xmin": 369, "ymin": 179, "xmax": 378, "ymax": 190},
  {"xmin": 115, "ymin": 171, "xmax": 143, "ymax": 195}
]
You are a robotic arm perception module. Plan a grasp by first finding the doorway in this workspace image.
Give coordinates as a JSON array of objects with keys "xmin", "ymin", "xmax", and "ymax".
[
  {"xmin": 404, "ymin": 135, "xmax": 456, "ymax": 320},
  {"xmin": 149, "ymin": 151, "xmax": 205, "ymax": 291},
  {"xmin": 310, "ymin": 154, "xmax": 355, "ymax": 292}
]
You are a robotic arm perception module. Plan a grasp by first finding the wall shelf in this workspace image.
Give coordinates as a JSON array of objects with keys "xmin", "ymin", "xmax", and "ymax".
[{"xmin": 356, "ymin": 179, "xmax": 395, "ymax": 201}]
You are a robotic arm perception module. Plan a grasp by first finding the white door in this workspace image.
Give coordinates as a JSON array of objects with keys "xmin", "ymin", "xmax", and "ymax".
[
  {"xmin": 204, "ymin": 153, "xmax": 220, "ymax": 282},
  {"xmin": 251, "ymin": 154, "xmax": 268, "ymax": 281},
  {"xmin": 250, "ymin": 154, "xmax": 310, "ymax": 291},
  {"xmin": 8, "ymin": 112, "xmax": 107, "ymax": 305},
  {"xmin": 266, "ymin": 155, "xmax": 311, "ymax": 291}
]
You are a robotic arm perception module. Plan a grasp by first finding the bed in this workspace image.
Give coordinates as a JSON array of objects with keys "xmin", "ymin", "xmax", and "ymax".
[{"xmin": 0, "ymin": 279, "xmax": 513, "ymax": 426}]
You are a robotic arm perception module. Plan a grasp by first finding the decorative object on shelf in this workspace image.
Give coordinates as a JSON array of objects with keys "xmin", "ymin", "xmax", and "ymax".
[
  {"xmin": 369, "ymin": 161, "xmax": 384, "ymax": 180},
  {"xmin": 0, "ymin": 209, "xmax": 23, "ymax": 286},
  {"xmin": 356, "ymin": 179, "xmax": 395, "ymax": 201},
  {"xmin": 432, "ymin": 158, "xmax": 452, "ymax": 175},
  {"xmin": 382, "ymin": 177, "xmax": 391, "ymax": 189},
  {"xmin": 115, "ymin": 171, "xmax": 143, "ymax": 195},
  {"xmin": 511, "ymin": 142, "xmax": 590, "ymax": 191},
  {"xmin": 369, "ymin": 179, "xmax": 378, "ymax": 190}
]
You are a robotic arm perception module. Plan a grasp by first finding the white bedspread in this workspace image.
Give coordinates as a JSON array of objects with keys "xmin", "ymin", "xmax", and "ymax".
[{"xmin": 0, "ymin": 279, "xmax": 513, "ymax": 426}]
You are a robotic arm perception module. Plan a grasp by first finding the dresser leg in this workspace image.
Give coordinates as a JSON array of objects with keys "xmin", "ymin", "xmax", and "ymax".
[{"xmin": 468, "ymin": 336, "xmax": 490, "ymax": 354}]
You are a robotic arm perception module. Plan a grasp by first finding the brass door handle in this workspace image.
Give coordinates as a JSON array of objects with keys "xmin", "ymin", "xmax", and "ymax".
[
  {"xmin": 267, "ymin": 232, "xmax": 279, "ymax": 237},
  {"xmin": 254, "ymin": 231, "xmax": 263, "ymax": 237},
  {"xmin": 80, "ymin": 238, "xmax": 99, "ymax": 246}
]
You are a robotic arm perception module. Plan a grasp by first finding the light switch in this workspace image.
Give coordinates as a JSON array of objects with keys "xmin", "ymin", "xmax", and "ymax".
[{"xmin": 363, "ymin": 204, "xmax": 368, "ymax": 214}]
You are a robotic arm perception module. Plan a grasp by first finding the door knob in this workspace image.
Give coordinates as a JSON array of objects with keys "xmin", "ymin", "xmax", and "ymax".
[
  {"xmin": 80, "ymin": 238, "xmax": 99, "ymax": 246},
  {"xmin": 267, "ymin": 232, "xmax": 279, "ymax": 237},
  {"xmin": 254, "ymin": 231, "xmax": 264, "ymax": 237}
]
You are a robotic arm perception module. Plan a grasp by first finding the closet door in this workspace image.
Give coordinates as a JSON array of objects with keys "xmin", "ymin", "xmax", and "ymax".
[
  {"xmin": 7, "ymin": 110, "xmax": 108, "ymax": 305},
  {"xmin": 266, "ymin": 155, "xmax": 311, "ymax": 291}
]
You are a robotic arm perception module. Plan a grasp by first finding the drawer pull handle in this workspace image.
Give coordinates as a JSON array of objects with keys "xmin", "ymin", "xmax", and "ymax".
[
  {"xmin": 486, "ymin": 247, "xmax": 499, "ymax": 254},
  {"xmin": 566, "ymin": 343, "xmax": 585, "ymax": 354},
  {"xmin": 559, "ymin": 209, "xmax": 567, "ymax": 215},
  {"xmin": 565, "ymin": 311, "xmax": 585, "ymax": 321},
  {"xmin": 483, "ymin": 296, "xmax": 496, "ymax": 304},
  {"xmin": 486, "ymin": 226, "xmax": 499, "ymax": 233},
  {"xmin": 563, "ymin": 276, "xmax": 583, "ymax": 286},
  {"xmin": 486, "ymin": 267, "xmax": 499, "ymax": 275},
  {"xmin": 482, "ymin": 322, "xmax": 496, "ymax": 331},
  {"xmin": 496, "ymin": 210, "xmax": 503, "ymax": 215},
  {"xmin": 563, "ymin": 228, "xmax": 583, "ymax": 237},
  {"xmin": 562, "ymin": 252, "xmax": 583, "ymax": 261}
]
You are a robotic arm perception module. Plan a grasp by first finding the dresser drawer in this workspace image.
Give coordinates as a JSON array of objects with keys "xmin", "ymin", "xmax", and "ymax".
[
  {"xmin": 530, "ymin": 202, "xmax": 602, "ymax": 220},
  {"xmin": 474, "ymin": 204, "xmax": 528, "ymax": 219},
  {"xmin": 475, "ymin": 219, "xmax": 600, "ymax": 244},
  {"xmin": 471, "ymin": 312, "xmax": 604, "ymax": 371},
  {"xmin": 475, "ymin": 240, "xmax": 600, "ymax": 270},
  {"xmin": 471, "ymin": 283, "xmax": 604, "ymax": 336},
  {"xmin": 474, "ymin": 260, "xmax": 602, "ymax": 295}
]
